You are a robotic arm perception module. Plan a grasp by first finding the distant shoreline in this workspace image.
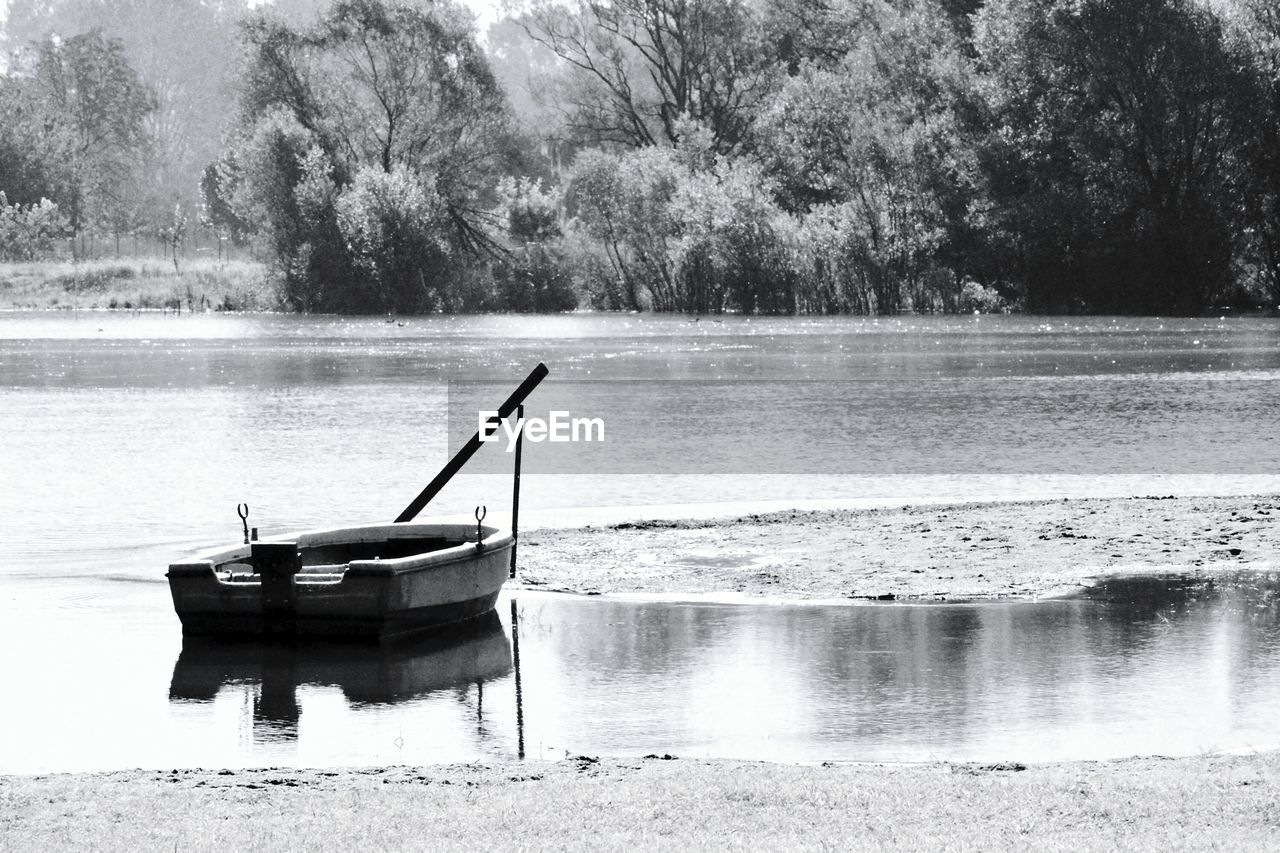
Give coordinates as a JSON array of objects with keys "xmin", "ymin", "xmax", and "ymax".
[
  {"xmin": 0, "ymin": 258, "xmax": 274, "ymax": 313},
  {"xmin": 515, "ymin": 494, "xmax": 1280, "ymax": 601},
  {"xmin": 5, "ymin": 260, "xmax": 1277, "ymax": 318}
]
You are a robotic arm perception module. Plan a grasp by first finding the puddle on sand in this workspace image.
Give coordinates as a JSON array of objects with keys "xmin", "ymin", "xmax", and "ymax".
[
  {"xmin": 175, "ymin": 574, "xmax": 1280, "ymax": 768},
  {"xmin": 3, "ymin": 573, "xmax": 1278, "ymax": 772}
]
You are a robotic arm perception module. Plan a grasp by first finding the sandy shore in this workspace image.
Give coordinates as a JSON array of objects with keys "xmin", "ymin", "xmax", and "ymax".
[
  {"xmin": 3, "ymin": 753, "xmax": 1277, "ymax": 851},
  {"xmin": 516, "ymin": 495, "xmax": 1280, "ymax": 601}
]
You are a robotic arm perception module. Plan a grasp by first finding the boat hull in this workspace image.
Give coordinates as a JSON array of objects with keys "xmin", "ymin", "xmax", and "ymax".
[{"xmin": 167, "ymin": 523, "xmax": 513, "ymax": 640}]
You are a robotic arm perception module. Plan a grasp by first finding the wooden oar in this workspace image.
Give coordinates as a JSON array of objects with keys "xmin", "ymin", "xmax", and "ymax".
[{"xmin": 395, "ymin": 362, "xmax": 549, "ymax": 523}]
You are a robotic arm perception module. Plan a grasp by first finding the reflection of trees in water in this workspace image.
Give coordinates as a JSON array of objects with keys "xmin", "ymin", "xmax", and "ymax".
[
  {"xmin": 169, "ymin": 577, "xmax": 1280, "ymax": 760},
  {"xmin": 527, "ymin": 598, "xmax": 724, "ymax": 678},
  {"xmin": 1175, "ymin": 574, "xmax": 1280, "ymax": 721},
  {"xmin": 532, "ymin": 577, "xmax": 1280, "ymax": 757},
  {"xmin": 523, "ymin": 597, "xmax": 760, "ymax": 747}
]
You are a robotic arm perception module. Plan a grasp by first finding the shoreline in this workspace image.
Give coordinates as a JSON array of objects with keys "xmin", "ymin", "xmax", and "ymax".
[
  {"xmin": 4, "ymin": 754, "xmax": 1277, "ymax": 849},
  {"xmin": 5, "ymin": 494, "xmax": 1279, "ymax": 848},
  {"xmin": 513, "ymin": 494, "xmax": 1280, "ymax": 602},
  {"xmin": 0, "ymin": 258, "xmax": 273, "ymax": 312}
]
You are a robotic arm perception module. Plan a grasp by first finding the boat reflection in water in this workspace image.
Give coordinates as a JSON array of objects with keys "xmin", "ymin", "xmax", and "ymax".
[{"xmin": 168, "ymin": 611, "xmax": 512, "ymax": 743}]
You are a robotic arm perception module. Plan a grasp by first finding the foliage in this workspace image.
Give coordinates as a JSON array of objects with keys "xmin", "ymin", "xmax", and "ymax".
[
  {"xmin": 490, "ymin": 177, "xmax": 579, "ymax": 311},
  {"xmin": 212, "ymin": 109, "xmax": 346, "ymax": 310},
  {"xmin": 335, "ymin": 164, "xmax": 452, "ymax": 313},
  {"xmin": 199, "ymin": 162, "xmax": 253, "ymax": 246},
  {"xmin": 217, "ymin": 0, "xmax": 515, "ymax": 312},
  {"xmin": 667, "ymin": 147, "xmax": 797, "ymax": 313},
  {"xmin": 0, "ymin": 84, "xmax": 66, "ymax": 210},
  {"xmin": 500, "ymin": 176, "xmax": 562, "ymax": 243},
  {"xmin": 6, "ymin": 0, "xmax": 1280, "ymax": 314},
  {"xmin": 0, "ymin": 193, "xmax": 69, "ymax": 261},
  {"xmin": 240, "ymin": 0, "xmax": 509, "ymax": 227},
  {"xmin": 516, "ymin": 0, "xmax": 778, "ymax": 153},
  {"xmin": 8, "ymin": 1, "xmax": 242, "ymax": 219},
  {"xmin": 1234, "ymin": 0, "xmax": 1280, "ymax": 306},
  {"xmin": 566, "ymin": 146, "xmax": 679, "ymax": 309},
  {"xmin": 492, "ymin": 242, "xmax": 580, "ymax": 312},
  {"xmin": 975, "ymin": 0, "xmax": 1262, "ymax": 313},
  {"xmin": 754, "ymin": 0, "xmax": 982, "ymax": 312},
  {"xmin": 0, "ymin": 28, "xmax": 155, "ymax": 242},
  {"xmin": 564, "ymin": 133, "xmax": 796, "ymax": 312},
  {"xmin": 957, "ymin": 278, "xmax": 1007, "ymax": 313}
]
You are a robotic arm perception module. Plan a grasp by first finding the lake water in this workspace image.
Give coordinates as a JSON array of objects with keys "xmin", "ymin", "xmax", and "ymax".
[{"xmin": 2, "ymin": 311, "xmax": 1279, "ymax": 772}]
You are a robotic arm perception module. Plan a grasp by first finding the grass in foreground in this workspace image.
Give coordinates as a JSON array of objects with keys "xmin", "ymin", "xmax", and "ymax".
[
  {"xmin": 0, "ymin": 257, "xmax": 276, "ymax": 311},
  {"xmin": 1, "ymin": 753, "xmax": 1276, "ymax": 851}
]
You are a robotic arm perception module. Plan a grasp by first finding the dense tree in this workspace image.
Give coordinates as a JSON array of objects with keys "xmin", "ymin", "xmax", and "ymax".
[
  {"xmin": 0, "ymin": 29, "xmax": 155, "ymax": 244},
  {"xmin": 515, "ymin": 0, "xmax": 778, "ymax": 153},
  {"xmin": 241, "ymin": 0, "xmax": 509, "ymax": 236},
  {"xmin": 0, "ymin": 82, "xmax": 67, "ymax": 209},
  {"xmin": 975, "ymin": 0, "xmax": 1261, "ymax": 313},
  {"xmin": 566, "ymin": 145, "xmax": 680, "ymax": 308},
  {"xmin": 762, "ymin": 0, "xmax": 867, "ymax": 72},
  {"xmin": 565, "ymin": 128, "xmax": 795, "ymax": 312},
  {"xmin": 218, "ymin": 0, "xmax": 516, "ymax": 311},
  {"xmin": 0, "ymin": 193, "xmax": 68, "ymax": 260},
  {"xmin": 756, "ymin": 0, "xmax": 983, "ymax": 312},
  {"xmin": 1234, "ymin": 0, "xmax": 1280, "ymax": 306},
  {"xmin": 5, "ymin": 1, "xmax": 243, "ymax": 231},
  {"xmin": 489, "ymin": 176, "xmax": 580, "ymax": 310},
  {"xmin": 6, "ymin": 0, "xmax": 1279, "ymax": 315}
]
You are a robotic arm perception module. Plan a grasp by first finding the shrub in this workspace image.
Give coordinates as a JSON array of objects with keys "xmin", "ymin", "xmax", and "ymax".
[
  {"xmin": 957, "ymin": 279, "xmax": 1007, "ymax": 313},
  {"xmin": 54, "ymin": 266, "xmax": 135, "ymax": 292},
  {"xmin": 492, "ymin": 244, "xmax": 579, "ymax": 312},
  {"xmin": 0, "ymin": 193, "xmax": 68, "ymax": 261},
  {"xmin": 335, "ymin": 164, "xmax": 453, "ymax": 313}
]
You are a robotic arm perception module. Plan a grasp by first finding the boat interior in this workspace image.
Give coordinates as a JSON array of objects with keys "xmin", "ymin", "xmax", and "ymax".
[{"xmin": 215, "ymin": 535, "xmax": 471, "ymax": 581}]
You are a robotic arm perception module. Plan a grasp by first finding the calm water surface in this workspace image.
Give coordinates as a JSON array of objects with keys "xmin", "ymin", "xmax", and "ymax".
[
  {"xmin": 1, "ymin": 576, "xmax": 1278, "ymax": 773},
  {"xmin": 4, "ymin": 312, "xmax": 1279, "ymax": 571},
  {"xmin": 2, "ymin": 312, "xmax": 1279, "ymax": 771}
]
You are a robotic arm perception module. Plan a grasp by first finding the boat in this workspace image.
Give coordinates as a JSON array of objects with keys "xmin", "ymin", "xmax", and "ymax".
[
  {"xmin": 167, "ymin": 521, "xmax": 514, "ymax": 639},
  {"xmin": 166, "ymin": 363, "xmax": 548, "ymax": 641}
]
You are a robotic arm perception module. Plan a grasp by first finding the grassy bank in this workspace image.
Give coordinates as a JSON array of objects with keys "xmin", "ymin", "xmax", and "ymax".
[
  {"xmin": 517, "ymin": 495, "xmax": 1280, "ymax": 600},
  {"xmin": 2, "ymin": 753, "xmax": 1276, "ymax": 850},
  {"xmin": 0, "ymin": 258, "xmax": 276, "ymax": 311}
]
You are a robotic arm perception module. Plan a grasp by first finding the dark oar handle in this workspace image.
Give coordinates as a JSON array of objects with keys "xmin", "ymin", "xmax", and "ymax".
[{"xmin": 395, "ymin": 363, "xmax": 549, "ymax": 523}]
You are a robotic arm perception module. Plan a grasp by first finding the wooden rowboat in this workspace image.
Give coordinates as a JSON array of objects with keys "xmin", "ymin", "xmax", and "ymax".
[
  {"xmin": 167, "ymin": 522, "xmax": 513, "ymax": 640},
  {"xmin": 166, "ymin": 363, "xmax": 548, "ymax": 641}
]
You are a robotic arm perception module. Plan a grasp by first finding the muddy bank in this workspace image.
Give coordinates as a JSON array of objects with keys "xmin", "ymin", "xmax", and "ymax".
[{"xmin": 516, "ymin": 495, "xmax": 1280, "ymax": 600}]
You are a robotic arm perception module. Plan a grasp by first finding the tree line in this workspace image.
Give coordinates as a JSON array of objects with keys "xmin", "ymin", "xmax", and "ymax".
[{"xmin": 3, "ymin": 0, "xmax": 1280, "ymax": 315}]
